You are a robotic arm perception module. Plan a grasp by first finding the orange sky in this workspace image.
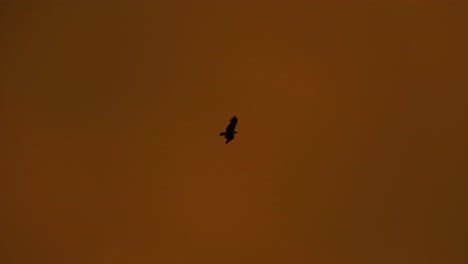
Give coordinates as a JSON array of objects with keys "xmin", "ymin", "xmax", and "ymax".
[{"xmin": 1, "ymin": 1, "xmax": 467, "ymax": 264}]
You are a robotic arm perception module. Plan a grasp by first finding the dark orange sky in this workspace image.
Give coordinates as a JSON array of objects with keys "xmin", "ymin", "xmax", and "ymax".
[{"xmin": 1, "ymin": 1, "xmax": 467, "ymax": 264}]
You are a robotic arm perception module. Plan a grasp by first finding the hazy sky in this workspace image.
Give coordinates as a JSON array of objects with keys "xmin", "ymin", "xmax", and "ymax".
[{"xmin": 1, "ymin": 1, "xmax": 467, "ymax": 264}]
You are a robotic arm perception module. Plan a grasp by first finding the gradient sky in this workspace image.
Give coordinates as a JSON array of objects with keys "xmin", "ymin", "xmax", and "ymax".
[{"xmin": 1, "ymin": 1, "xmax": 467, "ymax": 264}]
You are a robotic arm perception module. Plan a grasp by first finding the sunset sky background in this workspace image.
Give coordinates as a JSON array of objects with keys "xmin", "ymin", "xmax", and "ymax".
[{"xmin": 1, "ymin": 1, "xmax": 467, "ymax": 263}]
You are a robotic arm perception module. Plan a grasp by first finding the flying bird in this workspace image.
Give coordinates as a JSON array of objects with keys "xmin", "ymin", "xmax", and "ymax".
[{"xmin": 220, "ymin": 116, "xmax": 238, "ymax": 144}]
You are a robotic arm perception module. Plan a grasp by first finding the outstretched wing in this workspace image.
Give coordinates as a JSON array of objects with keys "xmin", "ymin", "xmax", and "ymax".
[
  {"xmin": 225, "ymin": 116, "xmax": 238, "ymax": 133},
  {"xmin": 225, "ymin": 135, "xmax": 234, "ymax": 144}
]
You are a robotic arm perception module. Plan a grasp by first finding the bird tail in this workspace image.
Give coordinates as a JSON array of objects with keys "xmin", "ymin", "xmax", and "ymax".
[{"xmin": 220, "ymin": 132, "xmax": 226, "ymax": 136}]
